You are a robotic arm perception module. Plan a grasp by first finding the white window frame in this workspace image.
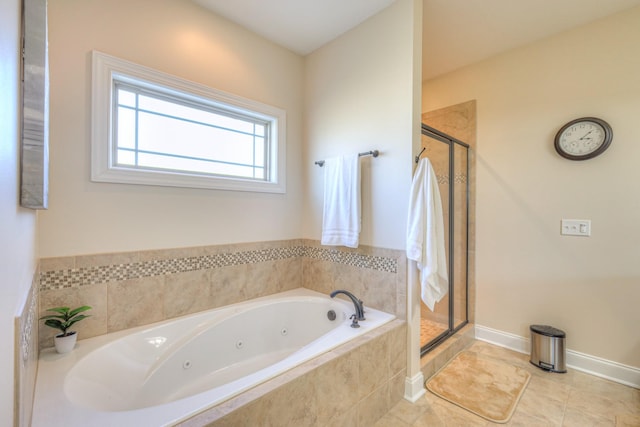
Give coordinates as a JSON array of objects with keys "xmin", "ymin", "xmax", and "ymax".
[{"xmin": 91, "ymin": 50, "xmax": 286, "ymax": 193}]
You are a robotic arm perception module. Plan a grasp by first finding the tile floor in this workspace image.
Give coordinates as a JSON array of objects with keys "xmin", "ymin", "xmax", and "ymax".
[
  {"xmin": 420, "ymin": 318, "xmax": 447, "ymax": 348},
  {"xmin": 375, "ymin": 340, "xmax": 640, "ymax": 426}
]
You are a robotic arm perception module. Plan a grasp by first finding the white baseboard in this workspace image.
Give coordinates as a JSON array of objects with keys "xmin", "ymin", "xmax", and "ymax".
[
  {"xmin": 475, "ymin": 325, "xmax": 639, "ymax": 389},
  {"xmin": 404, "ymin": 372, "xmax": 426, "ymax": 402}
]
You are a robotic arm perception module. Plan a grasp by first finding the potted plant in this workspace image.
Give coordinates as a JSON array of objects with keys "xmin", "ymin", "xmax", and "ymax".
[{"xmin": 40, "ymin": 305, "xmax": 92, "ymax": 354}]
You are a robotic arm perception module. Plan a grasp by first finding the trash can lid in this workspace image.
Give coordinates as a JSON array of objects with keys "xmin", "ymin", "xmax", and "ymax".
[{"xmin": 530, "ymin": 324, "xmax": 566, "ymax": 338}]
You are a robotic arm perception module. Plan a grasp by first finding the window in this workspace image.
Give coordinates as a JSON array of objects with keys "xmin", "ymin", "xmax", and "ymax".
[{"xmin": 91, "ymin": 51, "xmax": 286, "ymax": 193}]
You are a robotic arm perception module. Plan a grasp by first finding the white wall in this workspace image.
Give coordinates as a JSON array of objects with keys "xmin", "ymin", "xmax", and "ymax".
[
  {"xmin": 0, "ymin": 0, "xmax": 39, "ymax": 424},
  {"xmin": 303, "ymin": 0, "xmax": 420, "ymax": 251},
  {"xmin": 423, "ymin": 6, "xmax": 640, "ymax": 367},
  {"xmin": 39, "ymin": 0, "xmax": 305, "ymax": 257}
]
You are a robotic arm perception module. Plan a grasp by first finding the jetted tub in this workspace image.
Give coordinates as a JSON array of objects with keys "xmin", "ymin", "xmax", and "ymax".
[{"xmin": 32, "ymin": 288, "xmax": 395, "ymax": 426}]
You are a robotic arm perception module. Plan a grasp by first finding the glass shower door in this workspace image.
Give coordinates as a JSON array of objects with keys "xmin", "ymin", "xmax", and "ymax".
[
  {"xmin": 418, "ymin": 132, "xmax": 450, "ymax": 349},
  {"xmin": 419, "ymin": 124, "xmax": 469, "ymax": 355}
]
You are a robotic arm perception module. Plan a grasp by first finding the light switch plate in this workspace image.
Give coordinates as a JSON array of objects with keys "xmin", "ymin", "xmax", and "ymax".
[{"xmin": 561, "ymin": 219, "xmax": 591, "ymax": 236}]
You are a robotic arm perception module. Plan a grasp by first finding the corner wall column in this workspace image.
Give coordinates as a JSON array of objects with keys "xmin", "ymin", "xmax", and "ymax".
[{"xmin": 404, "ymin": 260, "xmax": 426, "ymax": 401}]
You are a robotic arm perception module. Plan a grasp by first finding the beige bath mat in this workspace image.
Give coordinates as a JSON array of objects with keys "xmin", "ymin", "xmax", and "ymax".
[
  {"xmin": 616, "ymin": 413, "xmax": 640, "ymax": 427},
  {"xmin": 425, "ymin": 350, "xmax": 531, "ymax": 423}
]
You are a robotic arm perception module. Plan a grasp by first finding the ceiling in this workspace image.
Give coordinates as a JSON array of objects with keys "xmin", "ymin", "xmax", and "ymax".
[
  {"xmin": 422, "ymin": 0, "xmax": 640, "ymax": 79},
  {"xmin": 194, "ymin": 0, "xmax": 640, "ymax": 80},
  {"xmin": 192, "ymin": 0, "xmax": 395, "ymax": 55}
]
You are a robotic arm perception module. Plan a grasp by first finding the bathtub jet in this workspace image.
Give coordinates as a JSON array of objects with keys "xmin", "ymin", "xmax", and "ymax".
[{"xmin": 32, "ymin": 288, "xmax": 394, "ymax": 427}]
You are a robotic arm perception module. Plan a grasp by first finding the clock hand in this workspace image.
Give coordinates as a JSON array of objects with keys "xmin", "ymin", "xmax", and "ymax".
[{"xmin": 579, "ymin": 130, "xmax": 593, "ymax": 140}]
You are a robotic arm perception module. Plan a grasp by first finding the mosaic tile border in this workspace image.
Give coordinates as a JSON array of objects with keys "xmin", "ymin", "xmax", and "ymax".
[
  {"xmin": 15, "ymin": 270, "xmax": 39, "ymax": 427},
  {"xmin": 20, "ymin": 282, "xmax": 38, "ymax": 364},
  {"xmin": 40, "ymin": 245, "xmax": 398, "ymax": 291},
  {"xmin": 436, "ymin": 174, "xmax": 467, "ymax": 185},
  {"xmin": 305, "ymin": 247, "xmax": 397, "ymax": 273}
]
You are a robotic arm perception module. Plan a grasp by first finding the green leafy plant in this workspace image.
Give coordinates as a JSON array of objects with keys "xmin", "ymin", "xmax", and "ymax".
[{"xmin": 40, "ymin": 306, "xmax": 92, "ymax": 337}]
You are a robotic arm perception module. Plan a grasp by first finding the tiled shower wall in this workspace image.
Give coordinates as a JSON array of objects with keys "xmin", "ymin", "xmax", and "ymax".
[
  {"xmin": 38, "ymin": 239, "xmax": 407, "ymax": 349},
  {"xmin": 421, "ymin": 100, "xmax": 477, "ymax": 326}
]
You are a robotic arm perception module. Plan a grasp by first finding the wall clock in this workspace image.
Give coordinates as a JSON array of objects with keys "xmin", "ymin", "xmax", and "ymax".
[{"xmin": 554, "ymin": 117, "xmax": 612, "ymax": 160}]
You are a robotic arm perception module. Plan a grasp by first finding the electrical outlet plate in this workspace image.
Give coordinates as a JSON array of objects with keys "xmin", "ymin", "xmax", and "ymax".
[{"xmin": 561, "ymin": 219, "xmax": 591, "ymax": 236}]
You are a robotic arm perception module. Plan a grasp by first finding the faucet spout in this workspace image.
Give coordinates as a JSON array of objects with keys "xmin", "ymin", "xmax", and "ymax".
[{"xmin": 330, "ymin": 290, "xmax": 365, "ymax": 321}]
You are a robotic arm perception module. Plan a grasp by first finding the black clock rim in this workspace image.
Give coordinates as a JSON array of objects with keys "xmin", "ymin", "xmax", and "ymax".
[{"xmin": 554, "ymin": 117, "xmax": 613, "ymax": 161}]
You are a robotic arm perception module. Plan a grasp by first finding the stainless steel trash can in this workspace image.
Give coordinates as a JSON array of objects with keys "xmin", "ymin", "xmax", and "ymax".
[{"xmin": 530, "ymin": 324, "xmax": 566, "ymax": 373}]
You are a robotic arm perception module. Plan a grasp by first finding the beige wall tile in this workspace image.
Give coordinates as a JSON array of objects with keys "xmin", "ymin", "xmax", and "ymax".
[
  {"xmin": 358, "ymin": 332, "xmax": 390, "ymax": 400},
  {"xmin": 395, "ymin": 259, "xmax": 407, "ymax": 320},
  {"xmin": 38, "ymin": 282, "xmax": 107, "ymax": 349},
  {"xmin": 315, "ymin": 350, "xmax": 359, "ymax": 424},
  {"xmin": 15, "ymin": 275, "xmax": 39, "ymax": 427},
  {"xmin": 389, "ymin": 369, "xmax": 408, "ymax": 409},
  {"xmin": 209, "ymin": 264, "xmax": 249, "ymax": 307},
  {"xmin": 357, "ymin": 268, "xmax": 397, "ymax": 315},
  {"xmin": 164, "ymin": 269, "xmax": 212, "ymax": 318},
  {"xmin": 389, "ymin": 323, "xmax": 407, "ymax": 375},
  {"xmin": 36, "ymin": 240, "xmax": 410, "ymax": 425},
  {"xmin": 244, "ymin": 259, "xmax": 297, "ymax": 298},
  {"xmin": 40, "ymin": 256, "xmax": 75, "ymax": 272},
  {"xmin": 302, "ymin": 258, "xmax": 336, "ymax": 295},
  {"xmin": 207, "ymin": 400, "xmax": 262, "ymax": 427},
  {"xmin": 107, "ymin": 276, "xmax": 164, "ymax": 332},
  {"xmin": 358, "ymin": 382, "xmax": 391, "ymax": 427},
  {"xmin": 75, "ymin": 250, "xmax": 140, "ymax": 269},
  {"xmin": 179, "ymin": 319, "xmax": 404, "ymax": 425},
  {"xmin": 325, "ymin": 407, "xmax": 358, "ymax": 427},
  {"xmin": 39, "ymin": 240, "xmax": 406, "ymax": 356},
  {"xmin": 274, "ymin": 257, "xmax": 303, "ymax": 292},
  {"xmin": 137, "ymin": 246, "xmax": 206, "ymax": 262},
  {"xmin": 421, "ymin": 101, "xmax": 476, "ymax": 330},
  {"xmin": 261, "ymin": 373, "xmax": 319, "ymax": 427},
  {"xmin": 305, "ymin": 260, "xmax": 401, "ymax": 316}
]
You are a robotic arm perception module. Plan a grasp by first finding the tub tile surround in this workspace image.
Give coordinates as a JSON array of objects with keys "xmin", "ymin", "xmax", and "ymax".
[
  {"xmin": 38, "ymin": 239, "xmax": 406, "ymax": 350},
  {"xmin": 302, "ymin": 240, "xmax": 407, "ymax": 319},
  {"xmin": 14, "ymin": 268, "xmax": 39, "ymax": 427},
  {"xmin": 177, "ymin": 320, "xmax": 407, "ymax": 427}
]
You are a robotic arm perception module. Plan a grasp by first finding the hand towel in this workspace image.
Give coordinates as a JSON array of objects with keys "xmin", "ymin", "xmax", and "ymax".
[
  {"xmin": 321, "ymin": 155, "xmax": 361, "ymax": 248},
  {"xmin": 406, "ymin": 158, "xmax": 448, "ymax": 311}
]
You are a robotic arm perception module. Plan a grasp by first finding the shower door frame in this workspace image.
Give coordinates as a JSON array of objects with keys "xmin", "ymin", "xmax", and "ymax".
[{"xmin": 420, "ymin": 123, "xmax": 470, "ymax": 356}]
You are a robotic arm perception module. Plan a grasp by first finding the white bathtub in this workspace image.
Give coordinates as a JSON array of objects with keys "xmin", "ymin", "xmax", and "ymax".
[{"xmin": 32, "ymin": 288, "xmax": 395, "ymax": 426}]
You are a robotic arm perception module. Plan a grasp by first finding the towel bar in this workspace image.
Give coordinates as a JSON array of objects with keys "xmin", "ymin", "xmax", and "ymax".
[{"xmin": 315, "ymin": 150, "xmax": 379, "ymax": 167}]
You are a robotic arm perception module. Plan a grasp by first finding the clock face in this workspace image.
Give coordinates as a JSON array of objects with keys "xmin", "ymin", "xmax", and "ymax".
[{"xmin": 554, "ymin": 117, "xmax": 612, "ymax": 160}]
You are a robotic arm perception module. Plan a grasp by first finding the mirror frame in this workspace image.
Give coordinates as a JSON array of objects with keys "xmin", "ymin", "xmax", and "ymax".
[{"xmin": 20, "ymin": 0, "xmax": 49, "ymax": 209}]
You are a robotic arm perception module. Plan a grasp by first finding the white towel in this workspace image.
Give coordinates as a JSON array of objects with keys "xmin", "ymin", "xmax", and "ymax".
[
  {"xmin": 406, "ymin": 158, "xmax": 448, "ymax": 311},
  {"xmin": 321, "ymin": 155, "xmax": 361, "ymax": 248}
]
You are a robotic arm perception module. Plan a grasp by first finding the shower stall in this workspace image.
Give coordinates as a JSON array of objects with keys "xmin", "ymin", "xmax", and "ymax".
[{"xmin": 418, "ymin": 123, "xmax": 469, "ymax": 355}]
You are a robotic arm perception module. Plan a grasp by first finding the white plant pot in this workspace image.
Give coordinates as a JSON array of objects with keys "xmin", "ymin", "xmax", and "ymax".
[{"xmin": 54, "ymin": 332, "xmax": 77, "ymax": 354}]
